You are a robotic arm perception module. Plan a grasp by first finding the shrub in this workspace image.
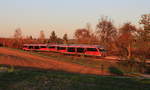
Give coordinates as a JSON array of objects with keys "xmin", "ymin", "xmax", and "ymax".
[{"xmin": 109, "ymin": 66, "xmax": 124, "ymax": 75}]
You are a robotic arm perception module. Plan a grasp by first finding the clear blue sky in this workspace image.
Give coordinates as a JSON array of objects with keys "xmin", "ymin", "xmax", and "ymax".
[{"xmin": 0, "ymin": 0, "xmax": 149, "ymax": 38}]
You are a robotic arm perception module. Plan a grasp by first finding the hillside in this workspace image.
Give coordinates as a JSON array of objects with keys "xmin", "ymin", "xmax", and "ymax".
[
  {"xmin": 0, "ymin": 48, "xmax": 150, "ymax": 90},
  {"xmin": 0, "ymin": 47, "xmax": 109, "ymax": 75}
]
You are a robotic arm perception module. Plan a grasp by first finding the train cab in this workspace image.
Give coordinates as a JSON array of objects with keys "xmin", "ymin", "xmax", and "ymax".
[{"xmin": 78, "ymin": 45, "xmax": 106, "ymax": 57}]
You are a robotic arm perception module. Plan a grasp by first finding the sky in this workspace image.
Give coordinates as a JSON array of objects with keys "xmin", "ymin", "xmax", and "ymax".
[{"xmin": 0, "ymin": 0, "xmax": 149, "ymax": 38}]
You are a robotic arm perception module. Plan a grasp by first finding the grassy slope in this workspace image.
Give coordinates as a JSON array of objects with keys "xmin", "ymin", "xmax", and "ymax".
[
  {"xmin": 0, "ymin": 69, "xmax": 150, "ymax": 90},
  {"xmin": 1, "ymin": 47, "xmax": 112, "ymax": 73},
  {"xmin": 17, "ymin": 48, "xmax": 114, "ymax": 71}
]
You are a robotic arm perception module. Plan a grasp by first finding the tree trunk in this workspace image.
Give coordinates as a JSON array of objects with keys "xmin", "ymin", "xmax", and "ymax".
[{"xmin": 127, "ymin": 44, "xmax": 131, "ymax": 59}]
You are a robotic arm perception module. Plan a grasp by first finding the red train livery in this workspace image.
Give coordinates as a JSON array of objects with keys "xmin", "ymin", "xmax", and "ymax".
[
  {"xmin": 23, "ymin": 44, "xmax": 106, "ymax": 57},
  {"xmin": 23, "ymin": 44, "xmax": 48, "ymax": 51}
]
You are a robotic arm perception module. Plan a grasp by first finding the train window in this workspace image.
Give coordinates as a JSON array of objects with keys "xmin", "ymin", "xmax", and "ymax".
[
  {"xmin": 41, "ymin": 46, "xmax": 46, "ymax": 48},
  {"xmin": 29, "ymin": 46, "xmax": 33, "ymax": 49},
  {"xmin": 87, "ymin": 48, "xmax": 97, "ymax": 51},
  {"xmin": 77, "ymin": 48, "xmax": 84, "ymax": 53},
  {"xmin": 35, "ymin": 46, "xmax": 40, "ymax": 49},
  {"xmin": 68, "ymin": 47, "xmax": 75, "ymax": 52},
  {"xmin": 57, "ymin": 47, "xmax": 59, "ymax": 50},
  {"xmin": 58, "ymin": 47, "xmax": 66, "ymax": 50},
  {"xmin": 48, "ymin": 46, "xmax": 55, "ymax": 49}
]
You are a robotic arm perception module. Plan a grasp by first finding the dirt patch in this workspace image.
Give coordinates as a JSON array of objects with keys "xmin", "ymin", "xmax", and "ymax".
[{"xmin": 0, "ymin": 48, "xmax": 110, "ymax": 75}]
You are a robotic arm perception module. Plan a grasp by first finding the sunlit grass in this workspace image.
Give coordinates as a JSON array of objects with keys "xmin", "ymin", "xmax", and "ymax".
[{"xmin": 2, "ymin": 47, "xmax": 113, "ymax": 71}]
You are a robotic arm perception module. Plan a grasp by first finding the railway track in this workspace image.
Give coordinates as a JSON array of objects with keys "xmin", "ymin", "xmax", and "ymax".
[
  {"xmin": 34, "ymin": 51, "xmax": 150, "ymax": 65},
  {"xmin": 32, "ymin": 51, "xmax": 120, "ymax": 62}
]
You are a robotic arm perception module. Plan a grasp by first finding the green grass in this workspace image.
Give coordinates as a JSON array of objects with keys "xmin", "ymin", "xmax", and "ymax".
[{"xmin": 0, "ymin": 69, "xmax": 150, "ymax": 90}]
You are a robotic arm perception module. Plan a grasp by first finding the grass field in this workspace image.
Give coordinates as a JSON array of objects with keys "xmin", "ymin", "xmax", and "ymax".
[
  {"xmin": 21, "ymin": 50, "xmax": 117, "ymax": 71},
  {"xmin": 0, "ymin": 68, "xmax": 150, "ymax": 90},
  {"xmin": 9, "ymin": 47, "xmax": 114, "ymax": 68},
  {"xmin": 0, "ymin": 47, "xmax": 109, "ymax": 75},
  {"xmin": 1, "ymin": 47, "xmax": 150, "ymax": 90},
  {"xmin": 1, "ymin": 47, "xmax": 146, "ymax": 75},
  {"xmin": 3, "ymin": 47, "xmax": 116, "ymax": 71}
]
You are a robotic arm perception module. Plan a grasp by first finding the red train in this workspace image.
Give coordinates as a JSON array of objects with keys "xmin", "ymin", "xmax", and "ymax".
[{"xmin": 22, "ymin": 44, "xmax": 106, "ymax": 57}]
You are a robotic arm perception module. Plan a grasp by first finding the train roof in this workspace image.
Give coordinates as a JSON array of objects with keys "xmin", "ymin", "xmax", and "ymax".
[
  {"xmin": 23, "ymin": 44, "xmax": 47, "ymax": 46},
  {"xmin": 23, "ymin": 44, "xmax": 104, "ymax": 48},
  {"xmin": 48, "ymin": 44, "xmax": 104, "ymax": 48}
]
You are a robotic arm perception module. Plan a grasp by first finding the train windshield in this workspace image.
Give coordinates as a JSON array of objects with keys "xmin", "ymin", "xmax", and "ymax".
[
  {"xmin": 98, "ymin": 48, "xmax": 106, "ymax": 52},
  {"xmin": 87, "ymin": 48, "xmax": 97, "ymax": 52}
]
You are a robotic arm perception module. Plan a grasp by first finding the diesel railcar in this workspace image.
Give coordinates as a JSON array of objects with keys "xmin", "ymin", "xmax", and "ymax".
[{"xmin": 23, "ymin": 44, "xmax": 106, "ymax": 57}]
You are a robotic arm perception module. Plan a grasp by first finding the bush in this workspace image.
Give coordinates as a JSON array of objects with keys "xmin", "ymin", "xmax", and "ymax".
[{"xmin": 109, "ymin": 66, "xmax": 124, "ymax": 75}]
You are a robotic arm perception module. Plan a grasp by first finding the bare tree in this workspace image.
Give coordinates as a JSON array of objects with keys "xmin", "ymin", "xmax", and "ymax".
[
  {"xmin": 86, "ymin": 23, "xmax": 92, "ymax": 31},
  {"xmin": 139, "ymin": 14, "xmax": 150, "ymax": 41},
  {"xmin": 39, "ymin": 30, "xmax": 45, "ymax": 40},
  {"xmin": 137, "ymin": 14, "xmax": 150, "ymax": 58},
  {"xmin": 13, "ymin": 28, "xmax": 23, "ymax": 48},
  {"xmin": 139, "ymin": 14, "xmax": 150, "ymax": 30},
  {"xmin": 14, "ymin": 28, "xmax": 22, "ymax": 39},
  {"xmin": 39, "ymin": 30, "xmax": 45, "ymax": 43},
  {"xmin": 117, "ymin": 22, "xmax": 137, "ymax": 58},
  {"xmin": 96, "ymin": 16, "xmax": 117, "ymax": 49},
  {"xmin": 74, "ymin": 28, "xmax": 91, "ymax": 44},
  {"xmin": 85, "ymin": 23, "xmax": 99, "ymax": 44},
  {"xmin": 29, "ymin": 35, "xmax": 33, "ymax": 40},
  {"xmin": 63, "ymin": 33, "xmax": 68, "ymax": 44}
]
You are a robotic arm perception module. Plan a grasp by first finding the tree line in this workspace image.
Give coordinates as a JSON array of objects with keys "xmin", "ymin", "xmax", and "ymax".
[
  {"xmin": 74, "ymin": 14, "xmax": 150, "ymax": 59},
  {"xmin": 0, "ymin": 14, "xmax": 150, "ymax": 59}
]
